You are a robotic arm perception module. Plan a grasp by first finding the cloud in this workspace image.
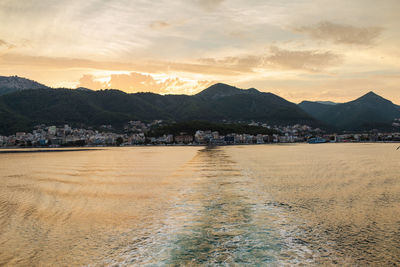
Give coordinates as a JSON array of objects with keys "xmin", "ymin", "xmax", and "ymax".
[
  {"xmin": 197, "ymin": 0, "xmax": 225, "ymax": 11},
  {"xmin": 0, "ymin": 53, "xmax": 242, "ymax": 76},
  {"xmin": 198, "ymin": 55, "xmax": 263, "ymax": 73},
  {"xmin": 78, "ymin": 74, "xmax": 104, "ymax": 90},
  {"xmin": 295, "ymin": 21, "xmax": 383, "ymax": 45},
  {"xmin": 78, "ymin": 72, "xmax": 215, "ymax": 94},
  {"xmin": 150, "ymin": 21, "xmax": 170, "ymax": 30},
  {"xmin": 0, "ymin": 39, "xmax": 15, "ymax": 49},
  {"xmin": 2, "ymin": 45, "xmax": 341, "ymax": 80},
  {"xmin": 108, "ymin": 72, "xmax": 162, "ymax": 92},
  {"xmin": 265, "ymin": 46, "xmax": 342, "ymax": 72},
  {"xmin": 198, "ymin": 46, "xmax": 342, "ymax": 73}
]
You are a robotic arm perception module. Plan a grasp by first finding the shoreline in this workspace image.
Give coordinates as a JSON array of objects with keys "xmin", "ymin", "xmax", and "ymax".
[
  {"xmin": 0, "ymin": 148, "xmax": 103, "ymax": 154},
  {"xmin": 1, "ymin": 141, "xmax": 400, "ymax": 153}
]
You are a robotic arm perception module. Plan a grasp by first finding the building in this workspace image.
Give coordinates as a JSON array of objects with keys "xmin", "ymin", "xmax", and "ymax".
[
  {"xmin": 175, "ymin": 134, "xmax": 193, "ymax": 144},
  {"xmin": 48, "ymin": 126, "xmax": 57, "ymax": 135}
]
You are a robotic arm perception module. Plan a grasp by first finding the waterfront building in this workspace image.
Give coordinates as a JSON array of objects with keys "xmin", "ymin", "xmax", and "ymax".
[{"xmin": 175, "ymin": 134, "xmax": 194, "ymax": 144}]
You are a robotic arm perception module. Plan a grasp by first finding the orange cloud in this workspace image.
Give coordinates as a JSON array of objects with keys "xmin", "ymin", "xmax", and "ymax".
[
  {"xmin": 3, "ymin": 46, "xmax": 340, "ymax": 77},
  {"xmin": 78, "ymin": 74, "xmax": 104, "ymax": 90},
  {"xmin": 78, "ymin": 72, "xmax": 214, "ymax": 94},
  {"xmin": 0, "ymin": 53, "xmax": 242, "ymax": 76}
]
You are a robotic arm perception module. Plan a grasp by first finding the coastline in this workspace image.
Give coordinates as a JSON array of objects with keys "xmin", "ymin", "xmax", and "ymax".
[
  {"xmin": 1, "ymin": 141, "xmax": 400, "ymax": 153},
  {"xmin": 0, "ymin": 148, "xmax": 103, "ymax": 153}
]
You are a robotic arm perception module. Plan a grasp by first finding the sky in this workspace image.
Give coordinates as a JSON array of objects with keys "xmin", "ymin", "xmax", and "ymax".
[{"xmin": 0, "ymin": 0, "xmax": 399, "ymax": 103}]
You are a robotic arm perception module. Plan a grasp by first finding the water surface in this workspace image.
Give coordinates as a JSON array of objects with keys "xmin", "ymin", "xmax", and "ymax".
[{"xmin": 0, "ymin": 144, "xmax": 399, "ymax": 266}]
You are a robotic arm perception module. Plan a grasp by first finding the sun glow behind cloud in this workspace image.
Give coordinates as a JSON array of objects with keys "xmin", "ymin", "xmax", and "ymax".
[
  {"xmin": 77, "ymin": 71, "xmax": 215, "ymax": 95},
  {"xmin": 0, "ymin": 0, "xmax": 399, "ymax": 102}
]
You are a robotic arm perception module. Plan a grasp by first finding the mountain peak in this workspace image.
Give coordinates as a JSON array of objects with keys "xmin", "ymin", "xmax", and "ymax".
[
  {"xmin": 364, "ymin": 91, "xmax": 378, "ymax": 97},
  {"xmin": 196, "ymin": 83, "xmax": 261, "ymax": 99},
  {"xmin": 203, "ymin": 83, "xmax": 239, "ymax": 92},
  {"xmin": 247, "ymin": 88, "xmax": 260, "ymax": 94},
  {"xmin": 355, "ymin": 91, "xmax": 388, "ymax": 103},
  {"xmin": 0, "ymin": 75, "xmax": 49, "ymax": 95},
  {"xmin": 196, "ymin": 83, "xmax": 242, "ymax": 99}
]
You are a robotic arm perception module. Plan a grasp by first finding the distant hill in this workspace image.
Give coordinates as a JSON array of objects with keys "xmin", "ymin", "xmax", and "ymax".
[
  {"xmin": 195, "ymin": 83, "xmax": 260, "ymax": 99},
  {"xmin": 75, "ymin": 87, "xmax": 93, "ymax": 91},
  {"xmin": 0, "ymin": 76, "xmax": 50, "ymax": 95},
  {"xmin": 195, "ymin": 83, "xmax": 246, "ymax": 99},
  {"xmin": 191, "ymin": 83, "xmax": 314, "ymax": 123},
  {"xmin": 0, "ymin": 82, "xmax": 317, "ymax": 135},
  {"xmin": 298, "ymin": 101, "xmax": 335, "ymax": 121},
  {"xmin": 299, "ymin": 92, "xmax": 400, "ymax": 130},
  {"xmin": 2, "ymin": 75, "xmax": 399, "ymax": 134},
  {"xmin": 315, "ymin": 101, "xmax": 338, "ymax": 105}
]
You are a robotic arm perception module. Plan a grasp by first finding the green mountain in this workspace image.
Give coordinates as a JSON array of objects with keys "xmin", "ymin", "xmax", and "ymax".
[
  {"xmin": 299, "ymin": 92, "xmax": 400, "ymax": 130},
  {"xmin": 6, "ymin": 76, "xmax": 399, "ymax": 134},
  {"xmin": 314, "ymin": 101, "xmax": 338, "ymax": 105},
  {"xmin": 193, "ymin": 83, "xmax": 313, "ymax": 123},
  {"xmin": 298, "ymin": 101, "xmax": 335, "ymax": 121},
  {"xmin": 0, "ymin": 81, "xmax": 316, "ymax": 135},
  {"xmin": 0, "ymin": 76, "xmax": 49, "ymax": 96}
]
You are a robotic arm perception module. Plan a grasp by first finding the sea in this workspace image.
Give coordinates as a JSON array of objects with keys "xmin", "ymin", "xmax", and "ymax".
[{"xmin": 0, "ymin": 143, "xmax": 399, "ymax": 266}]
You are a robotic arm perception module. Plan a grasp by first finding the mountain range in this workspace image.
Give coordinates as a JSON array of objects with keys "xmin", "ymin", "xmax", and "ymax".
[
  {"xmin": 299, "ymin": 92, "xmax": 400, "ymax": 130},
  {"xmin": 0, "ymin": 76, "xmax": 315, "ymax": 135},
  {"xmin": 0, "ymin": 75, "xmax": 399, "ymax": 135}
]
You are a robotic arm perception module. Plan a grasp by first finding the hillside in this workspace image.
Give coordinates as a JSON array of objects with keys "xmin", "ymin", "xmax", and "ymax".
[
  {"xmin": 0, "ymin": 76, "xmax": 49, "ymax": 95},
  {"xmin": 298, "ymin": 101, "xmax": 335, "ymax": 121},
  {"xmin": 194, "ymin": 83, "xmax": 313, "ymax": 123},
  {"xmin": 4, "ymin": 76, "xmax": 399, "ymax": 134},
  {"xmin": 299, "ymin": 92, "xmax": 400, "ymax": 130},
  {"xmin": 0, "ymin": 83, "xmax": 317, "ymax": 135}
]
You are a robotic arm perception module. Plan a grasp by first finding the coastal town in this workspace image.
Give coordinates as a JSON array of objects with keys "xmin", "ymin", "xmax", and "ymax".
[{"xmin": 1, "ymin": 120, "xmax": 400, "ymax": 148}]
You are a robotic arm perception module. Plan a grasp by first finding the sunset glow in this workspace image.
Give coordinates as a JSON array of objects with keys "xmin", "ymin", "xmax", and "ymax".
[{"xmin": 1, "ymin": 0, "xmax": 399, "ymax": 102}]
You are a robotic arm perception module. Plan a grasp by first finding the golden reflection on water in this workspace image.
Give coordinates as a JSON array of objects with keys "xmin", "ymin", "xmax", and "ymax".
[
  {"xmin": 0, "ymin": 147, "xmax": 200, "ymax": 266},
  {"xmin": 228, "ymin": 143, "xmax": 400, "ymax": 265},
  {"xmin": 0, "ymin": 144, "xmax": 399, "ymax": 266}
]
